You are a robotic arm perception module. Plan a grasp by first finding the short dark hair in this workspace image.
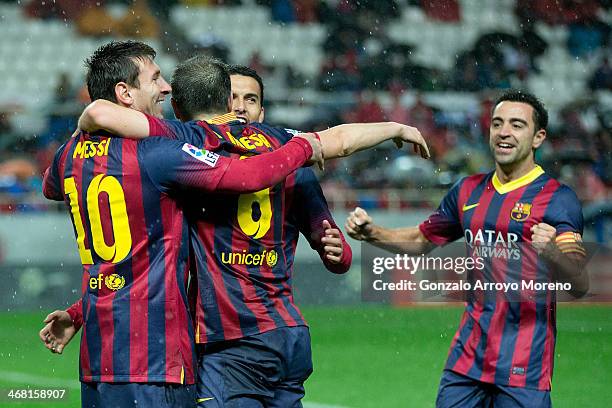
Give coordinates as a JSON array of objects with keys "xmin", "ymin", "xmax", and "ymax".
[
  {"xmin": 85, "ymin": 40, "xmax": 156, "ymax": 102},
  {"xmin": 227, "ymin": 64, "xmax": 265, "ymax": 105},
  {"xmin": 493, "ymin": 90, "xmax": 548, "ymax": 131},
  {"xmin": 171, "ymin": 55, "xmax": 231, "ymax": 120}
]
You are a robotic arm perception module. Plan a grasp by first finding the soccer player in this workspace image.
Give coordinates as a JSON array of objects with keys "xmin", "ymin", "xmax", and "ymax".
[
  {"xmin": 189, "ymin": 62, "xmax": 351, "ymax": 407},
  {"xmin": 39, "ymin": 41, "xmax": 323, "ymax": 408},
  {"xmin": 228, "ymin": 64, "xmax": 265, "ymax": 124},
  {"xmin": 227, "ymin": 64, "xmax": 348, "ymax": 269},
  {"xmin": 73, "ymin": 56, "xmax": 431, "ymax": 407},
  {"xmin": 346, "ymin": 90, "xmax": 588, "ymax": 407}
]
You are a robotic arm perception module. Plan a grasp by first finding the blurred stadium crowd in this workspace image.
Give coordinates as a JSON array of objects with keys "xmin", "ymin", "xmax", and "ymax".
[{"xmin": 0, "ymin": 0, "xmax": 609, "ymax": 238}]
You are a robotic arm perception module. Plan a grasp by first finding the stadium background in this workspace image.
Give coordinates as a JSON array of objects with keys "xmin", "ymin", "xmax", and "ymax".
[{"xmin": 0, "ymin": 0, "xmax": 610, "ymax": 406}]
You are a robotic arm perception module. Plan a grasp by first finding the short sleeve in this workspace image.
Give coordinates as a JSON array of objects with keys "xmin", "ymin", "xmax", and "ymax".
[
  {"xmin": 419, "ymin": 179, "xmax": 464, "ymax": 245},
  {"xmin": 546, "ymin": 185, "xmax": 586, "ymax": 258},
  {"xmin": 545, "ymin": 185, "xmax": 584, "ymax": 234},
  {"xmin": 42, "ymin": 143, "xmax": 69, "ymax": 201}
]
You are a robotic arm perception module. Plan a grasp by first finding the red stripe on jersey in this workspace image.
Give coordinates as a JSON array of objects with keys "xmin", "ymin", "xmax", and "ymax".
[
  {"xmin": 159, "ymin": 192, "xmax": 185, "ymax": 382},
  {"xmin": 451, "ymin": 181, "xmax": 497, "ymax": 375},
  {"xmin": 81, "ymin": 298, "xmax": 93, "ymax": 379},
  {"xmin": 92, "ymin": 149, "xmax": 117, "ymax": 381},
  {"xmin": 195, "ymin": 121, "xmax": 228, "ymax": 151},
  {"xmin": 479, "ymin": 187, "xmax": 525, "ymax": 384},
  {"xmin": 121, "ymin": 140, "xmax": 149, "ymax": 381},
  {"xmin": 510, "ymin": 179, "xmax": 560, "ymax": 388},
  {"xmin": 200, "ymin": 222, "xmax": 243, "ymax": 341}
]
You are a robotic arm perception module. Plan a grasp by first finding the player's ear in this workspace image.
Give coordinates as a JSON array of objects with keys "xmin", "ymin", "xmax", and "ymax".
[
  {"xmin": 258, "ymin": 107, "xmax": 265, "ymax": 122},
  {"xmin": 227, "ymin": 95, "xmax": 233, "ymax": 113},
  {"xmin": 115, "ymin": 82, "xmax": 132, "ymax": 106},
  {"xmin": 171, "ymin": 98, "xmax": 185, "ymax": 121},
  {"xmin": 532, "ymin": 128, "xmax": 546, "ymax": 150}
]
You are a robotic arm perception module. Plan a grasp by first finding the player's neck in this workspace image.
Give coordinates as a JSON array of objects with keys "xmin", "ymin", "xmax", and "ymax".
[
  {"xmin": 193, "ymin": 111, "xmax": 227, "ymax": 121},
  {"xmin": 495, "ymin": 158, "xmax": 538, "ymax": 184}
]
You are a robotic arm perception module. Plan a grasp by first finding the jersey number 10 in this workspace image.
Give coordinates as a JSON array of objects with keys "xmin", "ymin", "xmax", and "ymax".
[{"xmin": 64, "ymin": 175, "xmax": 133, "ymax": 265}]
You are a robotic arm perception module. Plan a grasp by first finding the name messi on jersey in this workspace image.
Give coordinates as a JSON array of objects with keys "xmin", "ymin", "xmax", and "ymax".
[
  {"xmin": 73, "ymin": 139, "xmax": 111, "ymax": 159},
  {"xmin": 465, "ymin": 229, "xmax": 521, "ymax": 260},
  {"xmin": 225, "ymin": 132, "xmax": 272, "ymax": 151}
]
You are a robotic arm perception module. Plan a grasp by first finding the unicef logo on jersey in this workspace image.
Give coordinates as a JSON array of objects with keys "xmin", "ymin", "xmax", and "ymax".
[
  {"xmin": 220, "ymin": 249, "xmax": 279, "ymax": 268},
  {"xmin": 104, "ymin": 274, "xmax": 126, "ymax": 291},
  {"xmin": 266, "ymin": 250, "xmax": 278, "ymax": 267},
  {"xmin": 89, "ymin": 273, "xmax": 126, "ymax": 291}
]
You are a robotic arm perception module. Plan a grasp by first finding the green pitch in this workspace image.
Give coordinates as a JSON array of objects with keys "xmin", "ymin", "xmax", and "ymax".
[{"xmin": 0, "ymin": 305, "xmax": 610, "ymax": 407}]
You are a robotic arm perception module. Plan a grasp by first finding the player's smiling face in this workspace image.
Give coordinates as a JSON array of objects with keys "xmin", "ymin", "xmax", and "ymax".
[
  {"xmin": 231, "ymin": 75, "xmax": 264, "ymax": 123},
  {"xmin": 129, "ymin": 58, "xmax": 171, "ymax": 119},
  {"xmin": 489, "ymin": 101, "xmax": 546, "ymax": 170}
]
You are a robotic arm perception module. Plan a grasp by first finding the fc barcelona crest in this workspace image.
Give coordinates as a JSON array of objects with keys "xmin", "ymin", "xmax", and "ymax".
[{"xmin": 511, "ymin": 202, "xmax": 532, "ymax": 222}]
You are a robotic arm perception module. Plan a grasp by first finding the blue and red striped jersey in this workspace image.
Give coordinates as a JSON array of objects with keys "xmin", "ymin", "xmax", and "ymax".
[
  {"xmin": 419, "ymin": 166, "xmax": 584, "ymax": 390},
  {"xmin": 42, "ymin": 128, "xmax": 313, "ymax": 384},
  {"xmin": 146, "ymin": 114, "xmax": 352, "ymax": 343}
]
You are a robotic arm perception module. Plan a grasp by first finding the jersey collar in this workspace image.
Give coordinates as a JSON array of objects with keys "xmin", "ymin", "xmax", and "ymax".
[
  {"xmin": 207, "ymin": 112, "xmax": 240, "ymax": 125},
  {"xmin": 492, "ymin": 165, "xmax": 545, "ymax": 194}
]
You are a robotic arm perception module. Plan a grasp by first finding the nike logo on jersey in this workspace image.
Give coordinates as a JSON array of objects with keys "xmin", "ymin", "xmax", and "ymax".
[
  {"xmin": 197, "ymin": 397, "xmax": 214, "ymax": 404},
  {"xmin": 462, "ymin": 203, "xmax": 480, "ymax": 212}
]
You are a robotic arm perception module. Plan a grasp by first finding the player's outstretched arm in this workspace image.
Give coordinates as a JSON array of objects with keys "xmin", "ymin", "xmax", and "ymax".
[
  {"xmin": 345, "ymin": 207, "xmax": 436, "ymax": 255},
  {"xmin": 316, "ymin": 122, "xmax": 430, "ymax": 160},
  {"xmin": 216, "ymin": 134, "xmax": 324, "ymax": 191},
  {"xmin": 78, "ymin": 99, "xmax": 149, "ymax": 138},
  {"xmin": 146, "ymin": 133, "xmax": 322, "ymax": 194},
  {"xmin": 39, "ymin": 310, "xmax": 77, "ymax": 355}
]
